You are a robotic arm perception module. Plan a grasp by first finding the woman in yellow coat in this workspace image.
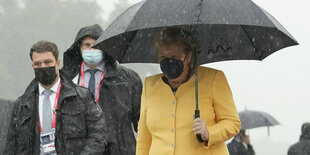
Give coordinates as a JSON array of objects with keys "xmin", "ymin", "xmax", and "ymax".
[{"xmin": 136, "ymin": 28, "xmax": 241, "ymax": 155}]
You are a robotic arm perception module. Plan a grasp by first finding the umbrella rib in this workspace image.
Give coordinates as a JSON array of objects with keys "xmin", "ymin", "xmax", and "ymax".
[
  {"xmin": 241, "ymin": 25, "xmax": 262, "ymax": 60},
  {"xmin": 120, "ymin": 31, "xmax": 139, "ymax": 62},
  {"xmin": 195, "ymin": 0, "xmax": 204, "ymax": 25},
  {"xmin": 193, "ymin": 0, "xmax": 204, "ymax": 111},
  {"xmin": 191, "ymin": 0, "xmax": 204, "ymax": 64},
  {"xmin": 125, "ymin": 0, "xmax": 148, "ymax": 32}
]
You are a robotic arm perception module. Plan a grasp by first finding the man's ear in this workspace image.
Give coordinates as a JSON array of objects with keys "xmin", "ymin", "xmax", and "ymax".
[{"xmin": 56, "ymin": 59, "xmax": 60, "ymax": 66}]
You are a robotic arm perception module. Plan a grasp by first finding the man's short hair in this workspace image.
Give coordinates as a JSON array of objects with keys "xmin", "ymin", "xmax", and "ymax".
[
  {"xmin": 30, "ymin": 40, "xmax": 59, "ymax": 60},
  {"xmin": 154, "ymin": 27, "xmax": 196, "ymax": 55}
]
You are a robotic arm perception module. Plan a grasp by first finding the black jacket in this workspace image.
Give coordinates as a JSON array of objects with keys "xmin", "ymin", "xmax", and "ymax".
[
  {"xmin": 62, "ymin": 24, "xmax": 142, "ymax": 155},
  {"xmin": 288, "ymin": 123, "xmax": 310, "ymax": 155},
  {"xmin": 3, "ymin": 72, "xmax": 107, "ymax": 155},
  {"xmin": 227, "ymin": 138, "xmax": 256, "ymax": 155}
]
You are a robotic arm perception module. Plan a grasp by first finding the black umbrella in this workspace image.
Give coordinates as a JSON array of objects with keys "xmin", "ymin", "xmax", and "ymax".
[
  {"xmin": 94, "ymin": 0, "xmax": 298, "ymax": 142},
  {"xmin": 94, "ymin": 0, "xmax": 298, "ymax": 64},
  {"xmin": 239, "ymin": 109, "xmax": 280, "ymax": 136}
]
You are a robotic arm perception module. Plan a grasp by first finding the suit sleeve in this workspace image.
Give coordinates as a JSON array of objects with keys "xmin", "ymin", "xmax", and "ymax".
[
  {"xmin": 3, "ymin": 101, "xmax": 18, "ymax": 155},
  {"xmin": 136, "ymin": 79, "xmax": 152, "ymax": 155},
  {"xmin": 79, "ymin": 90, "xmax": 108, "ymax": 155},
  {"xmin": 204, "ymin": 70, "xmax": 241, "ymax": 148},
  {"xmin": 131, "ymin": 72, "xmax": 143, "ymax": 132}
]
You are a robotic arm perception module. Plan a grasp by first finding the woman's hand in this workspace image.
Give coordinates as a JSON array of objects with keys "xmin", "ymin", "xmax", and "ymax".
[{"xmin": 193, "ymin": 118, "xmax": 209, "ymax": 141}]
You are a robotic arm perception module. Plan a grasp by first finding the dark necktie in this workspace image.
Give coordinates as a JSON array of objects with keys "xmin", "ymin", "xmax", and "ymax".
[{"xmin": 88, "ymin": 69, "xmax": 98, "ymax": 97}]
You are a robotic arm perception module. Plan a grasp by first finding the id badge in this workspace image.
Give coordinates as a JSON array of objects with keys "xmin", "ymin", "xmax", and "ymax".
[{"xmin": 41, "ymin": 131, "xmax": 56, "ymax": 153}]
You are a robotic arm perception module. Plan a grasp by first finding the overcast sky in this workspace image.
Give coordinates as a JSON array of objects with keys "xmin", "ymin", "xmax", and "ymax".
[{"xmin": 99, "ymin": 0, "xmax": 310, "ymax": 154}]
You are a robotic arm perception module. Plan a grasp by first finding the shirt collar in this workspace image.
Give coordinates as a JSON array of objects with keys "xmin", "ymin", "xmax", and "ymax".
[
  {"xmin": 38, "ymin": 78, "xmax": 61, "ymax": 95},
  {"xmin": 83, "ymin": 61, "xmax": 105, "ymax": 72}
]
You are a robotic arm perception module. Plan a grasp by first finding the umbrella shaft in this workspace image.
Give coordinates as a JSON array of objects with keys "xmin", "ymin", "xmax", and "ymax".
[{"xmin": 195, "ymin": 68, "xmax": 199, "ymax": 110}]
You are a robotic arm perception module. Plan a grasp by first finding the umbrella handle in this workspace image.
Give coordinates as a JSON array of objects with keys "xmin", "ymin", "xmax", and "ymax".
[{"xmin": 195, "ymin": 110, "xmax": 204, "ymax": 143}]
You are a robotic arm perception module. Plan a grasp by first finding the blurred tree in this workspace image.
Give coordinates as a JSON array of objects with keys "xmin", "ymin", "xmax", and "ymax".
[{"xmin": 0, "ymin": 0, "xmax": 104, "ymax": 100}]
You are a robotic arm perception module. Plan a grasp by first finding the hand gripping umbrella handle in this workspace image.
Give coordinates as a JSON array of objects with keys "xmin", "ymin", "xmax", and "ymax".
[
  {"xmin": 194, "ymin": 58, "xmax": 203, "ymax": 143},
  {"xmin": 195, "ymin": 110, "xmax": 204, "ymax": 143}
]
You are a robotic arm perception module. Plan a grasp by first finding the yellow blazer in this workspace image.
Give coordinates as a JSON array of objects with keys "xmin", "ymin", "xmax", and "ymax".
[{"xmin": 136, "ymin": 66, "xmax": 241, "ymax": 155}]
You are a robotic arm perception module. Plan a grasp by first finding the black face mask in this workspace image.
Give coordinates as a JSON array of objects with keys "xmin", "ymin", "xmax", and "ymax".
[
  {"xmin": 34, "ymin": 66, "xmax": 57, "ymax": 85},
  {"xmin": 160, "ymin": 57, "xmax": 184, "ymax": 80}
]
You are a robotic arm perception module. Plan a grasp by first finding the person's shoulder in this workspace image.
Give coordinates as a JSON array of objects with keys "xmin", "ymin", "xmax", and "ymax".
[
  {"xmin": 75, "ymin": 85, "xmax": 93, "ymax": 98},
  {"xmin": 60, "ymin": 74, "xmax": 93, "ymax": 100},
  {"xmin": 287, "ymin": 141, "xmax": 301, "ymax": 155},
  {"xmin": 15, "ymin": 79, "xmax": 38, "ymax": 103},
  {"xmin": 198, "ymin": 66, "xmax": 221, "ymax": 73},
  {"xmin": 118, "ymin": 65, "xmax": 141, "ymax": 79},
  {"xmin": 290, "ymin": 140, "xmax": 310, "ymax": 150},
  {"xmin": 227, "ymin": 138, "xmax": 238, "ymax": 145},
  {"xmin": 105, "ymin": 55, "xmax": 141, "ymax": 80},
  {"xmin": 9, "ymin": 95, "xmax": 27, "ymax": 115},
  {"xmin": 73, "ymin": 85, "xmax": 97, "ymax": 104},
  {"xmin": 144, "ymin": 73, "xmax": 163, "ymax": 85},
  {"xmin": 145, "ymin": 73, "xmax": 162, "ymax": 80},
  {"xmin": 14, "ymin": 95, "xmax": 24, "ymax": 104},
  {"xmin": 60, "ymin": 67, "xmax": 79, "ymax": 80},
  {"xmin": 198, "ymin": 66, "xmax": 225, "ymax": 79}
]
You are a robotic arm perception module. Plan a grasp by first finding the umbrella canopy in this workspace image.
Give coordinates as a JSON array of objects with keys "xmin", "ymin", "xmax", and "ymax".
[
  {"xmin": 239, "ymin": 110, "xmax": 280, "ymax": 129},
  {"xmin": 94, "ymin": 0, "xmax": 298, "ymax": 64},
  {"xmin": 239, "ymin": 109, "xmax": 280, "ymax": 135}
]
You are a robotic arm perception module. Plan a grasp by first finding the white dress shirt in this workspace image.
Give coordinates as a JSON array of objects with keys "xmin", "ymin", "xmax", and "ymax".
[
  {"xmin": 38, "ymin": 78, "xmax": 60, "ymax": 129},
  {"xmin": 38, "ymin": 78, "xmax": 60, "ymax": 155}
]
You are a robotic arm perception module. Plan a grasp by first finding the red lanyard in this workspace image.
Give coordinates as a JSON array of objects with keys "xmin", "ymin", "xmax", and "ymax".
[
  {"xmin": 80, "ymin": 61, "xmax": 105, "ymax": 103},
  {"xmin": 39, "ymin": 81, "xmax": 61, "ymax": 132}
]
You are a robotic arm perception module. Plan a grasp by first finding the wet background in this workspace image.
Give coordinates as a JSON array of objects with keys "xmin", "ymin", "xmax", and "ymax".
[{"xmin": 0, "ymin": 0, "xmax": 309, "ymax": 154}]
